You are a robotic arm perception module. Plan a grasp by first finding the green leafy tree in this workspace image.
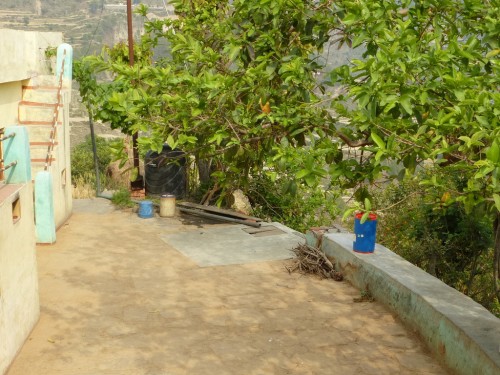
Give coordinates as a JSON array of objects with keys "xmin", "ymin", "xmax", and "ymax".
[
  {"xmin": 75, "ymin": 0, "xmax": 337, "ymax": 202},
  {"xmin": 329, "ymin": 0, "xmax": 500, "ymax": 301}
]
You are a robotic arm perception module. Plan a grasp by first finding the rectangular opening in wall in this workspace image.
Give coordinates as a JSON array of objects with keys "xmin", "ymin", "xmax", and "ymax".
[
  {"xmin": 61, "ymin": 168, "xmax": 66, "ymax": 187},
  {"xmin": 12, "ymin": 196, "xmax": 21, "ymax": 223}
]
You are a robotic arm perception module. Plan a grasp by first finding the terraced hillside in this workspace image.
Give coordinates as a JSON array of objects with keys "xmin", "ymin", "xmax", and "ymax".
[
  {"xmin": 0, "ymin": 1, "xmax": 171, "ymax": 148},
  {"xmin": 0, "ymin": 1, "xmax": 353, "ymax": 148},
  {"xmin": 0, "ymin": 0, "xmax": 168, "ymax": 58}
]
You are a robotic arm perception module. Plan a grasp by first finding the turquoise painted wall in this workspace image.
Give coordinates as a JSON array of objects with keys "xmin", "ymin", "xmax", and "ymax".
[
  {"xmin": 35, "ymin": 171, "xmax": 56, "ymax": 244},
  {"xmin": 3, "ymin": 126, "xmax": 31, "ymax": 184}
]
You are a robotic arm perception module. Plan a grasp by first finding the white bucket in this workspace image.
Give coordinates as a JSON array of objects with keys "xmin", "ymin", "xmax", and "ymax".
[{"xmin": 160, "ymin": 194, "xmax": 176, "ymax": 217}]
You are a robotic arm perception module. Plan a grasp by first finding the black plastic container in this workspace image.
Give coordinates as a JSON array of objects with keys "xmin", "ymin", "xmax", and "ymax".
[{"xmin": 145, "ymin": 145, "xmax": 186, "ymax": 197}]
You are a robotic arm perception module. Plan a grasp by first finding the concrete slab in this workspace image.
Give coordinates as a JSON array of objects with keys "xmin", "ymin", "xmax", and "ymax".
[
  {"xmin": 161, "ymin": 222, "xmax": 302, "ymax": 267},
  {"xmin": 73, "ymin": 198, "xmax": 115, "ymax": 215}
]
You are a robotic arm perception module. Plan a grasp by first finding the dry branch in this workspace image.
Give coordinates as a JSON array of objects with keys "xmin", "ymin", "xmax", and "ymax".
[{"xmin": 287, "ymin": 243, "xmax": 343, "ymax": 281}]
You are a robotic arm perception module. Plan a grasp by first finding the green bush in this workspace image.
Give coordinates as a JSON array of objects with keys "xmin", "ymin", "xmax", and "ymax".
[
  {"xmin": 71, "ymin": 136, "xmax": 111, "ymax": 183},
  {"xmin": 71, "ymin": 135, "xmax": 113, "ymax": 190},
  {"xmin": 375, "ymin": 173, "xmax": 499, "ymax": 316},
  {"xmin": 111, "ymin": 189, "xmax": 135, "ymax": 209},
  {"xmin": 248, "ymin": 174, "xmax": 341, "ymax": 233}
]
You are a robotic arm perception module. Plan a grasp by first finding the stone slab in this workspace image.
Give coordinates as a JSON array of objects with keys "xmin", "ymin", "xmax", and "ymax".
[
  {"xmin": 72, "ymin": 198, "xmax": 115, "ymax": 215},
  {"xmin": 161, "ymin": 222, "xmax": 303, "ymax": 267}
]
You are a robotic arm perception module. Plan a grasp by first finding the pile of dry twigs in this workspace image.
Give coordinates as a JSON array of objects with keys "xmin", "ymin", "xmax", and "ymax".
[{"xmin": 287, "ymin": 243, "xmax": 343, "ymax": 281}]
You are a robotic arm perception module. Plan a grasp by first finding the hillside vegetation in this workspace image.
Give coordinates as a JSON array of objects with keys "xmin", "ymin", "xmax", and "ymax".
[{"xmin": 0, "ymin": 0, "xmax": 168, "ymax": 57}]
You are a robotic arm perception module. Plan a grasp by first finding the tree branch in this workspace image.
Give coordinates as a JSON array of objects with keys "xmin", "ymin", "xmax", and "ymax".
[{"xmin": 336, "ymin": 130, "xmax": 372, "ymax": 147}]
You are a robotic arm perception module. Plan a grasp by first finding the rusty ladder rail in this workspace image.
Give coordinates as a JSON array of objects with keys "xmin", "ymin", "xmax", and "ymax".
[
  {"xmin": 0, "ymin": 160, "xmax": 18, "ymax": 172},
  {"xmin": 0, "ymin": 133, "xmax": 16, "ymax": 142},
  {"xmin": 44, "ymin": 50, "xmax": 66, "ymax": 171},
  {"xmin": 0, "ymin": 132, "xmax": 17, "ymax": 175}
]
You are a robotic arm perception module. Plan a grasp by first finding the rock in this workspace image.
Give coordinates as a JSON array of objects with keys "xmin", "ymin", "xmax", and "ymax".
[{"xmin": 231, "ymin": 189, "xmax": 253, "ymax": 215}]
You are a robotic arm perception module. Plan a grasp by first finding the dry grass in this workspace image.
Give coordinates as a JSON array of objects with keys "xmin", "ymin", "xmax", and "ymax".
[{"xmin": 72, "ymin": 175, "xmax": 96, "ymax": 199}]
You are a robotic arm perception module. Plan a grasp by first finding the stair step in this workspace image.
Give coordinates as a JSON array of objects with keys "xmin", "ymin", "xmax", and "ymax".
[
  {"xmin": 22, "ymin": 124, "xmax": 61, "ymax": 146},
  {"xmin": 18, "ymin": 120, "xmax": 62, "ymax": 126},
  {"xmin": 30, "ymin": 141, "xmax": 59, "ymax": 146},
  {"xmin": 19, "ymin": 101, "xmax": 61, "ymax": 108},
  {"xmin": 22, "ymin": 87, "xmax": 62, "ymax": 103},
  {"xmin": 18, "ymin": 104, "xmax": 61, "ymax": 122},
  {"xmin": 23, "ymin": 85, "xmax": 59, "ymax": 90},
  {"xmin": 29, "ymin": 144, "xmax": 59, "ymax": 160},
  {"xmin": 27, "ymin": 75, "xmax": 59, "ymax": 87},
  {"xmin": 31, "ymin": 158, "xmax": 56, "ymax": 163}
]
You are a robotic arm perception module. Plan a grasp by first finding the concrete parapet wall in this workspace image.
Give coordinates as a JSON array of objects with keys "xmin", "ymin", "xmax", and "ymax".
[{"xmin": 306, "ymin": 230, "xmax": 500, "ymax": 375}]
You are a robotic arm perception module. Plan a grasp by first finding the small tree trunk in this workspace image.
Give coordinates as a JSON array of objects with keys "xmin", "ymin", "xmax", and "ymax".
[
  {"xmin": 196, "ymin": 157, "xmax": 212, "ymax": 186},
  {"xmin": 493, "ymin": 213, "xmax": 500, "ymax": 303}
]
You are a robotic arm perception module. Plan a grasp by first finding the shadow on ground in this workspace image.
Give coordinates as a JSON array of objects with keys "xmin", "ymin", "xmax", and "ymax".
[{"xmin": 7, "ymin": 199, "xmax": 448, "ymax": 375}]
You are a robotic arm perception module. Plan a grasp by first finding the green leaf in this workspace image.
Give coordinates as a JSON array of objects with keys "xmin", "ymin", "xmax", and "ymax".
[
  {"xmin": 342, "ymin": 208, "xmax": 356, "ymax": 222},
  {"xmin": 486, "ymin": 142, "xmax": 500, "ymax": 163},
  {"xmin": 399, "ymin": 95, "xmax": 413, "ymax": 115},
  {"xmin": 375, "ymin": 150, "xmax": 384, "ymax": 161},
  {"xmin": 227, "ymin": 44, "xmax": 241, "ymax": 62},
  {"xmin": 486, "ymin": 49, "xmax": 500, "ymax": 58},
  {"xmin": 304, "ymin": 174, "xmax": 316, "ymax": 187},
  {"xmin": 371, "ymin": 132, "xmax": 385, "ymax": 149},
  {"xmin": 364, "ymin": 198, "xmax": 372, "ymax": 211},
  {"xmin": 493, "ymin": 194, "xmax": 500, "ymax": 212},
  {"xmin": 360, "ymin": 211, "xmax": 370, "ymax": 224},
  {"xmin": 342, "ymin": 14, "xmax": 359, "ymax": 26},
  {"xmin": 166, "ymin": 135, "xmax": 177, "ymax": 149},
  {"xmin": 296, "ymin": 169, "xmax": 310, "ymax": 179},
  {"xmin": 130, "ymin": 167, "xmax": 139, "ymax": 182},
  {"xmin": 357, "ymin": 93, "xmax": 370, "ymax": 108}
]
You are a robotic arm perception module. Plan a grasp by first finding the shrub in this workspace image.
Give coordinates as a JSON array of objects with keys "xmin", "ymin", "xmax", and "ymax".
[
  {"xmin": 111, "ymin": 189, "xmax": 135, "ymax": 209},
  {"xmin": 375, "ymin": 173, "xmax": 498, "ymax": 316},
  {"xmin": 71, "ymin": 136, "xmax": 112, "ymax": 181},
  {"xmin": 71, "ymin": 135, "xmax": 126, "ymax": 195},
  {"xmin": 248, "ymin": 174, "xmax": 341, "ymax": 233}
]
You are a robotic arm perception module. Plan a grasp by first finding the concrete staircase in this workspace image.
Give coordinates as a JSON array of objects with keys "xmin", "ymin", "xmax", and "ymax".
[{"xmin": 18, "ymin": 75, "xmax": 64, "ymax": 178}]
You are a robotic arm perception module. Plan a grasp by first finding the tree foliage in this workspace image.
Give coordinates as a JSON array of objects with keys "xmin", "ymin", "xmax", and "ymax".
[
  {"xmin": 75, "ymin": 0, "xmax": 338, "ymax": 200},
  {"xmin": 330, "ymin": 0, "xmax": 500, "ymax": 208},
  {"xmin": 75, "ymin": 0, "xmax": 500, "ymax": 305},
  {"xmin": 329, "ymin": 0, "xmax": 500, "ymax": 301}
]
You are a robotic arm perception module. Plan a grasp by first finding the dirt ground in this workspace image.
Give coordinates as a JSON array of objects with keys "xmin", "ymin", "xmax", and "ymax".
[{"xmin": 7, "ymin": 199, "xmax": 448, "ymax": 375}]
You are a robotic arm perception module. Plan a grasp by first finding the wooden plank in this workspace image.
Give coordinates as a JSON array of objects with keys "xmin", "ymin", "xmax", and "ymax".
[
  {"xmin": 179, "ymin": 207, "xmax": 261, "ymax": 228},
  {"xmin": 177, "ymin": 201, "xmax": 263, "ymax": 222}
]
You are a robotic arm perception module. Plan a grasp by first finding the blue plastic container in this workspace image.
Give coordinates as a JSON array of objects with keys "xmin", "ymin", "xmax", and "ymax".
[
  {"xmin": 138, "ymin": 200, "xmax": 154, "ymax": 219},
  {"xmin": 353, "ymin": 213, "xmax": 377, "ymax": 253}
]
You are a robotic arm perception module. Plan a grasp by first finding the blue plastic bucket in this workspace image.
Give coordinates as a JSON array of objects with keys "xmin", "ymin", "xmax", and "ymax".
[
  {"xmin": 138, "ymin": 200, "xmax": 154, "ymax": 219},
  {"xmin": 353, "ymin": 213, "xmax": 377, "ymax": 253}
]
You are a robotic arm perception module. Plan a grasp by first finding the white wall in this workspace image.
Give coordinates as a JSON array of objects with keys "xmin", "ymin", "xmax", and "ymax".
[
  {"xmin": 0, "ymin": 81, "xmax": 22, "ymax": 127},
  {"xmin": 0, "ymin": 29, "xmax": 62, "ymax": 84},
  {"xmin": 0, "ymin": 183, "xmax": 39, "ymax": 375},
  {"xmin": 0, "ymin": 28, "xmax": 68, "ymax": 374}
]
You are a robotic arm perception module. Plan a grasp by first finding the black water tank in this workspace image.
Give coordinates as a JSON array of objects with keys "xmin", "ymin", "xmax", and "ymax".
[{"xmin": 145, "ymin": 145, "xmax": 186, "ymax": 197}]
